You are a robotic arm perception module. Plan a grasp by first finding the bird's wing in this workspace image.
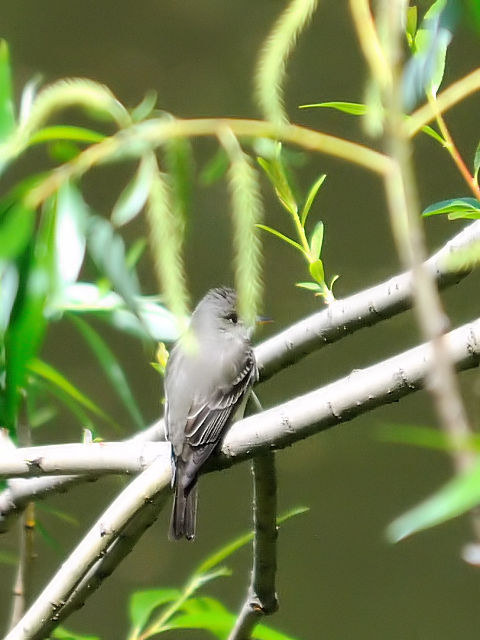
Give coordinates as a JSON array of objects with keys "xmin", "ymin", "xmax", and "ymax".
[{"xmin": 184, "ymin": 348, "xmax": 257, "ymax": 453}]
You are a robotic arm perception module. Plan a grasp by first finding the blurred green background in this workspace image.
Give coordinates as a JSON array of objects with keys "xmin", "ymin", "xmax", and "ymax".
[{"xmin": 2, "ymin": 1, "xmax": 480, "ymax": 638}]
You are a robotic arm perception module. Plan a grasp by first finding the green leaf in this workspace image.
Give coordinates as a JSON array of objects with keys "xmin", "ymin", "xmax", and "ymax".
[
  {"xmin": 3, "ymin": 206, "xmax": 54, "ymax": 433},
  {"xmin": 54, "ymin": 182, "xmax": 88, "ymax": 291},
  {"xmin": 422, "ymin": 197, "xmax": 480, "ymax": 219},
  {"xmin": 474, "ymin": 140, "xmax": 480, "ymax": 181},
  {"xmin": 37, "ymin": 502, "xmax": 79, "ymax": 526},
  {"xmin": 300, "ymin": 174, "xmax": 326, "ymax": 227},
  {"xmin": 112, "ymin": 155, "xmax": 155, "ymax": 227},
  {"xmin": 377, "ymin": 424, "xmax": 480, "ymax": 453},
  {"xmin": 69, "ymin": 315, "xmax": 144, "ymax": 430},
  {"xmin": 55, "ymin": 283, "xmax": 179, "ymax": 342},
  {"xmin": 32, "ymin": 376, "xmax": 97, "ymax": 432},
  {"xmin": 0, "ymin": 203, "xmax": 35, "ymax": 261},
  {"xmin": 52, "ymin": 626, "xmax": 100, "ymax": 640},
  {"xmin": 256, "ymin": 224, "xmax": 304, "ymax": 254},
  {"xmin": 257, "ymin": 155, "xmax": 298, "ymax": 215},
  {"xmin": 420, "ymin": 124, "xmax": 445, "ymax": 145},
  {"xmin": 309, "ymin": 259, "xmax": 324, "ymax": 284},
  {"xmin": 131, "ymin": 90, "xmax": 158, "ymax": 122},
  {"xmin": 0, "ymin": 40, "xmax": 15, "ymax": 143},
  {"xmin": 403, "ymin": 0, "xmax": 453, "ymax": 108},
  {"xmin": 128, "ymin": 588, "xmax": 181, "ymax": 634},
  {"xmin": 27, "ymin": 358, "xmax": 114, "ymax": 426},
  {"xmin": 196, "ymin": 506, "xmax": 308, "ymax": 575},
  {"xmin": 309, "ymin": 221, "xmax": 324, "ymax": 260},
  {"xmin": 406, "ymin": 6, "xmax": 418, "ymax": 49},
  {"xmin": 299, "ymin": 101, "xmax": 368, "ymax": 115},
  {"xmin": 199, "ymin": 148, "xmax": 229, "ymax": 185},
  {"xmin": 87, "ymin": 215, "xmax": 140, "ymax": 313},
  {"xmin": 387, "ymin": 458, "xmax": 480, "ymax": 542},
  {"xmin": 28, "ymin": 125, "xmax": 105, "ymax": 147},
  {"xmin": 295, "ymin": 281, "xmax": 322, "ymax": 292},
  {"xmin": 47, "ymin": 140, "xmax": 82, "ymax": 163},
  {"xmin": 163, "ymin": 610, "xmax": 297, "ymax": 640}
]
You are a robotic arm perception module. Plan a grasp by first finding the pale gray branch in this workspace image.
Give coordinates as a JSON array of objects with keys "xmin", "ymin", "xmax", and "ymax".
[
  {"xmin": 4, "ymin": 460, "xmax": 171, "ymax": 640},
  {"xmin": 6, "ymin": 317, "xmax": 480, "ymax": 640},
  {"xmin": 0, "ymin": 441, "xmax": 169, "ymax": 478},
  {"xmin": 1, "ymin": 220, "xmax": 478, "ymax": 525}
]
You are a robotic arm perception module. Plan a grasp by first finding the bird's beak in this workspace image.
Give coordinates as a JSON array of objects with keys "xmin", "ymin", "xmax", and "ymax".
[{"xmin": 256, "ymin": 315, "xmax": 274, "ymax": 325}]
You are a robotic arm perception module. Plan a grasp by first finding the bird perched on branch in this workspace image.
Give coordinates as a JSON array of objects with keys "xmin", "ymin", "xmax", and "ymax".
[{"xmin": 165, "ymin": 287, "xmax": 258, "ymax": 540}]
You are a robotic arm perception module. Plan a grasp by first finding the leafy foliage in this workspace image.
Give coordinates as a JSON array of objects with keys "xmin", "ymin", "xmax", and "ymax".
[{"xmin": 257, "ymin": 144, "xmax": 338, "ymax": 302}]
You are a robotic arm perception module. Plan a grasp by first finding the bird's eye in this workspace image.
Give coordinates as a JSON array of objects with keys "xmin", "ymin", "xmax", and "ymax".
[{"xmin": 226, "ymin": 312, "xmax": 238, "ymax": 324}]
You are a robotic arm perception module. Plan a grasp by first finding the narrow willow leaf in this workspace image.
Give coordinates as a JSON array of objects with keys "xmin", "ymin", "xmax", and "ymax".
[
  {"xmin": 223, "ymin": 135, "xmax": 263, "ymax": 325},
  {"xmin": 0, "ymin": 40, "xmax": 15, "ymax": 143},
  {"xmin": 296, "ymin": 281, "xmax": 321, "ymax": 292},
  {"xmin": 300, "ymin": 174, "xmax": 326, "ymax": 226},
  {"xmin": 146, "ymin": 161, "xmax": 190, "ymax": 324},
  {"xmin": 131, "ymin": 90, "xmax": 158, "ymax": 122},
  {"xmin": 28, "ymin": 125, "xmax": 105, "ymax": 146},
  {"xmin": 0, "ymin": 263, "xmax": 19, "ymax": 332},
  {"xmin": 406, "ymin": 6, "xmax": 418, "ymax": 50},
  {"xmin": 377, "ymin": 424, "xmax": 480, "ymax": 453},
  {"xmin": 299, "ymin": 101, "xmax": 445, "ymax": 146},
  {"xmin": 299, "ymin": 101, "xmax": 368, "ymax": 115},
  {"xmin": 69, "ymin": 315, "xmax": 144, "ymax": 430},
  {"xmin": 420, "ymin": 124, "xmax": 445, "ymax": 145},
  {"xmin": 255, "ymin": 0, "xmax": 319, "ymax": 124},
  {"xmin": 3, "ymin": 205, "xmax": 54, "ymax": 433},
  {"xmin": 0, "ymin": 203, "xmax": 36, "ymax": 260},
  {"xmin": 128, "ymin": 588, "xmax": 182, "ymax": 635},
  {"xmin": 309, "ymin": 259, "xmax": 324, "ymax": 284},
  {"xmin": 258, "ymin": 155, "xmax": 297, "ymax": 215},
  {"xmin": 112, "ymin": 154, "xmax": 155, "ymax": 226},
  {"xmin": 37, "ymin": 502, "xmax": 79, "ymax": 526},
  {"xmin": 28, "ymin": 358, "xmax": 113, "ymax": 425},
  {"xmin": 199, "ymin": 148, "xmax": 229, "ymax": 185},
  {"xmin": 256, "ymin": 224, "xmax": 304, "ymax": 254},
  {"xmin": 387, "ymin": 459, "xmax": 480, "ymax": 542},
  {"xmin": 474, "ymin": 140, "xmax": 480, "ymax": 180},
  {"xmin": 0, "ymin": 78, "xmax": 130, "ymax": 166},
  {"xmin": 87, "ymin": 214, "xmax": 140, "ymax": 313},
  {"xmin": 422, "ymin": 197, "xmax": 480, "ymax": 217},
  {"xmin": 126, "ymin": 237, "xmax": 147, "ymax": 269},
  {"xmin": 54, "ymin": 182, "xmax": 88, "ymax": 289},
  {"xmin": 196, "ymin": 506, "xmax": 308, "ymax": 575},
  {"xmin": 52, "ymin": 626, "xmax": 100, "ymax": 640},
  {"xmin": 402, "ymin": 0, "xmax": 453, "ymax": 108},
  {"xmin": 309, "ymin": 220, "xmax": 324, "ymax": 261},
  {"xmin": 32, "ymin": 376, "xmax": 97, "ymax": 432}
]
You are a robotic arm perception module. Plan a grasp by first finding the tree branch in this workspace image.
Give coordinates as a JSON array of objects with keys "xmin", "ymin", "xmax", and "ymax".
[
  {"xmin": 228, "ymin": 453, "xmax": 278, "ymax": 640},
  {"xmin": 5, "ymin": 317, "xmax": 480, "ymax": 640},
  {"xmin": 1, "ymin": 219, "xmax": 476, "ymax": 526},
  {"xmin": 0, "ymin": 440, "xmax": 169, "ymax": 478}
]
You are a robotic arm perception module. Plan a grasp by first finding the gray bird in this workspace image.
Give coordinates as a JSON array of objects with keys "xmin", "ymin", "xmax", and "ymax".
[{"xmin": 165, "ymin": 287, "xmax": 258, "ymax": 540}]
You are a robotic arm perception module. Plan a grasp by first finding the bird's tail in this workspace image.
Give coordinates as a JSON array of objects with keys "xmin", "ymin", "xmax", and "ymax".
[{"xmin": 169, "ymin": 477, "xmax": 198, "ymax": 541}]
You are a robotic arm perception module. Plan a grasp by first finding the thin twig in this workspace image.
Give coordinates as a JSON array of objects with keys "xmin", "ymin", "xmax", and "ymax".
[
  {"xmin": 228, "ymin": 453, "xmax": 278, "ymax": 640},
  {"xmin": 8, "ymin": 400, "xmax": 36, "ymax": 629}
]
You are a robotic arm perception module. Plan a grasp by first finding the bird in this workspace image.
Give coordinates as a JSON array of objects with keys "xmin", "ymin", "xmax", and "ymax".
[{"xmin": 164, "ymin": 287, "xmax": 258, "ymax": 540}]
